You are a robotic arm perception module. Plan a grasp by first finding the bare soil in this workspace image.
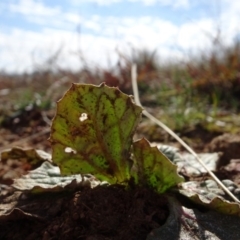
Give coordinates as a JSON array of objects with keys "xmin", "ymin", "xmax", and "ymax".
[
  {"xmin": 0, "ymin": 185, "xmax": 169, "ymax": 240},
  {"xmin": 1, "ymin": 107, "xmax": 240, "ymax": 239}
]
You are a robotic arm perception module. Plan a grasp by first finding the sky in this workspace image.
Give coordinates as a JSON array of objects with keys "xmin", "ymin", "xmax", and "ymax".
[{"xmin": 0, "ymin": 0, "xmax": 240, "ymax": 73}]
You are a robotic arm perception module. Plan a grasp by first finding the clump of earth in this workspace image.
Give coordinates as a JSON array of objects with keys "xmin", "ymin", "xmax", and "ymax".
[{"xmin": 0, "ymin": 185, "xmax": 169, "ymax": 240}]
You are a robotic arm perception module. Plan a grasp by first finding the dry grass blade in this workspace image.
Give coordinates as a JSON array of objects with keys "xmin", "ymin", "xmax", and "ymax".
[{"xmin": 131, "ymin": 64, "xmax": 240, "ymax": 203}]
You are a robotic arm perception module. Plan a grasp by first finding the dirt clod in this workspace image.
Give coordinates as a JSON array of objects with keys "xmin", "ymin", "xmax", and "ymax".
[
  {"xmin": 0, "ymin": 185, "xmax": 169, "ymax": 240},
  {"xmin": 206, "ymin": 133, "xmax": 240, "ymax": 168}
]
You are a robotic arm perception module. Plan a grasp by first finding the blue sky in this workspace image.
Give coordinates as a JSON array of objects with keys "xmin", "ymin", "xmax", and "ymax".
[{"xmin": 0, "ymin": 0, "xmax": 240, "ymax": 73}]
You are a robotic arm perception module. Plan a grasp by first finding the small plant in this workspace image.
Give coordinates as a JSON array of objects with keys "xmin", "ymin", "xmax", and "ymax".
[
  {"xmin": 1, "ymin": 82, "xmax": 240, "ymax": 239},
  {"xmin": 50, "ymin": 83, "xmax": 184, "ymax": 192}
]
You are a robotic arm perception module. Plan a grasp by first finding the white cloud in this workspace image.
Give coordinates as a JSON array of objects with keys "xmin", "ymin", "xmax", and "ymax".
[
  {"xmin": 218, "ymin": 1, "xmax": 240, "ymax": 45},
  {"xmin": 71, "ymin": 0, "xmax": 189, "ymax": 8},
  {"xmin": 0, "ymin": 15, "xmax": 208, "ymax": 73},
  {"xmin": 0, "ymin": 27, "xmax": 120, "ymax": 73},
  {"xmin": 6, "ymin": 0, "xmax": 82, "ymax": 29},
  {"xmin": 64, "ymin": 13, "xmax": 82, "ymax": 24},
  {"xmin": 84, "ymin": 20, "xmax": 102, "ymax": 32},
  {"xmin": 1, "ymin": 0, "xmax": 240, "ymax": 73},
  {"xmin": 129, "ymin": 0, "xmax": 189, "ymax": 8},
  {"xmin": 9, "ymin": 0, "xmax": 61, "ymax": 17},
  {"xmin": 177, "ymin": 19, "xmax": 215, "ymax": 51},
  {"xmin": 70, "ymin": 0, "xmax": 121, "ymax": 6}
]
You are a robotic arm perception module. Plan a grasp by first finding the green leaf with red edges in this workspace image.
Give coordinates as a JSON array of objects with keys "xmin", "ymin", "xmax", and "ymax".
[
  {"xmin": 50, "ymin": 83, "xmax": 142, "ymax": 183},
  {"xmin": 132, "ymin": 138, "xmax": 184, "ymax": 193}
]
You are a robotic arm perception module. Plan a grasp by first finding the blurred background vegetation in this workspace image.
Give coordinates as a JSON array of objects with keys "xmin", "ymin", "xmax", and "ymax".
[{"xmin": 1, "ymin": 37, "xmax": 240, "ymax": 144}]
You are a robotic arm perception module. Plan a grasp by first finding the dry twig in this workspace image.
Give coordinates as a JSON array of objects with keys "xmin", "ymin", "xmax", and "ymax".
[{"xmin": 131, "ymin": 63, "xmax": 240, "ymax": 203}]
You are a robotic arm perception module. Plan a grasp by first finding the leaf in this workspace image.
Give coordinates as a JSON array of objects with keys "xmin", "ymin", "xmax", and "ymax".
[
  {"xmin": 179, "ymin": 187, "xmax": 240, "ymax": 216},
  {"xmin": 1, "ymin": 147, "xmax": 51, "ymax": 164},
  {"xmin": 132, "ymin": 138, "xmax": 184, "ymax": 193},
  {"xmin": 0, "ymin": 147, "xmax": 52, "ymax": 183},
  {"xmin": 177, "ymin": 152, "xmax": 220, "ymax": 177},
  {"xmin": 13, "ymin": 162, "xmax": 102, "ymax": 193},
  {"xmin": 50, "ymin": 83, "xmax": 142, "ymax": 183},
  {"xmin": 157, "ymin": 144, "xmax": 182, "ymax": 163}
]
